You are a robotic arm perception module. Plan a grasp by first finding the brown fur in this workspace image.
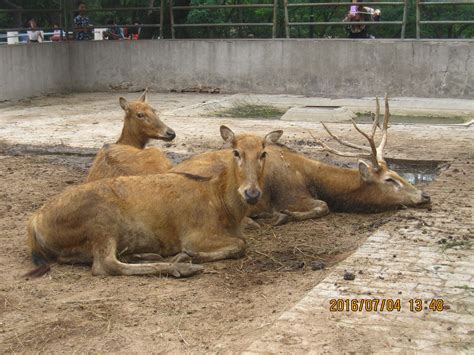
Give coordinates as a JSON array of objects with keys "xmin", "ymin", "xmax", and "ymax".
[
  {"xmin": 86, "ymin": 90, "xmax": 175, "ymax": 182},
  {"xmin": 26, "ymin": 127, "xmax": 283, "ymax": 277},
  {"xmin": 172, "ymin": 144, "xmax": 430, "ymax": 225}
]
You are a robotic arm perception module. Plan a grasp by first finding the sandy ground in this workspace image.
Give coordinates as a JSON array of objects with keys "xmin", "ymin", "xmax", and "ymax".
[{"xmin": 0, "ymin": 92, "xmax": 472, "ymax": 352}]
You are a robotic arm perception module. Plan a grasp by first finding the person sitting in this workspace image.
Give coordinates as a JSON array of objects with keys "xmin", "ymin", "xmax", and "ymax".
[
  {"xmin": 129, "ymin": 20, "xmax": 141, "ymax": 40},
  {"xmin": 344, "ymin": 0, "xmax": 381, "ymax": 39},
  {"xmin": 26, "ymin": 19, "xmax": 43, "ymax": 43},
  {"xmin": 103, "ymin": 19, "xmax": 125, "ymax": 40},
  {"xmin": 51, "ymin": 24, "xmax": 64, "ymax": 41}
]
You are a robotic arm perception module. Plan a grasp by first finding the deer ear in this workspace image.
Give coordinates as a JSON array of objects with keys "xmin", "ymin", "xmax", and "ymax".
[
  {"xmin": 119, "ymin": 97, "xmax": 129, "ymax": 111},
  {"xmin": 264, "ymin": 130, "xmax": 283, "ymax": 145},
  {"xmin": 220, "ymin": 125, "xmax": 235, "ymax": 144},
  {"xmin": 138, "ymin": 88, "xmax": 148, "ymax": 102},
  {"xmin": 358, "ymin": 160, "xmax": 373, "ymax": 183}
]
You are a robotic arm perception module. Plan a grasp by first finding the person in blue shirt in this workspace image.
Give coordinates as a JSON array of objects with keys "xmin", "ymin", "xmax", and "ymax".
[{"xmin": 74, "ymin": 2, "xmax": 92, "ymax": 40}]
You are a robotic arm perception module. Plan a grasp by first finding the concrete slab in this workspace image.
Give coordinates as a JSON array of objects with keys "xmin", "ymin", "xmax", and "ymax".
[
  {"xmin": 280, "ymin": 106, "xmax": 356, "ymax": 123},
  {"xmin": 245, "ymin": 160, "xmax": 474, "ymax": 353},
  {"xmin": 166, "ymin": 93, "xmax": 474, "ymax": 119}
]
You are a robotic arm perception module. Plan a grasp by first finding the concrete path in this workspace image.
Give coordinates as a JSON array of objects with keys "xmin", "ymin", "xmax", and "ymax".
[{"xmin": 245, "ymin": 159, "xmax": 473, "ymax": 353}]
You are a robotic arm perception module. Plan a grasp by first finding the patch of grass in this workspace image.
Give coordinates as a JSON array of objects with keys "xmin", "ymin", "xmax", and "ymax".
[
  {"xmin": 441, "ymin": 239, "xmax": 473, "ymax": 252},
  {"xmin": 213, "ymin": 102, "xmax": 286, "ymax": 119},
  {"xmin": 454, "ymin": 285, "xmax": 474, "ymax": 292}
]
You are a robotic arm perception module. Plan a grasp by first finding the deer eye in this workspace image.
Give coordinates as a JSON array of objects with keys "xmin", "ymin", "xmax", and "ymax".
[
  {"xmin": 385, "ymin": 178, "xmax": 401, "ymax": 187},
  {"xmin": 137, "ymin": 112, "xmax": 144, "ymax": 119},
  {"xmin": 260, "ymin": 151, "xmax": 268, "ymax": 159},
  {"xmin": 233, "ymin": 150, "xmax": 241, "ymax": 159}
]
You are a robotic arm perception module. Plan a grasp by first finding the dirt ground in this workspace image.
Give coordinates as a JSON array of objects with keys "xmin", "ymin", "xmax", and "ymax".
[
  {"xmin": 0, "ymin": 143, "xmax": 397, "ymax": 353},
  {"xmin": 0, "ymin": 93, "xmax": 472, "ymax": 353}
]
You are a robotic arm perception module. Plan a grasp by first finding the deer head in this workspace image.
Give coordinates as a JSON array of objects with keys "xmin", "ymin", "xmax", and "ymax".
[
  {"xmin": 220, "ymin": 125, "xmax": 283, "ymax": 205},
  {"xmin": 118, "ymin": 89, "xmax": 176, "ymax": 145},
  {"xmin": 313, "ymin": 94, "xmax": 431, "ymax": 208}
]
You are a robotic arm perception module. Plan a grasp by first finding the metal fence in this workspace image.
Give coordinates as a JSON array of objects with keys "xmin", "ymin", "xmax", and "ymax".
[
  {"xmin": 1, "ymin": 1, "xmax": 473, "ymax": 41},
  {"xmin": 68, "ymin": 2, "xmax": 164, "ymax": 39},
  {"xmin": 169, "ymin": 0, "xmax": 279, "ymax": 39},
  {"xmin": 283, "ymin": 1, "xmax": 408, "ymax": 38},
  {"xmin": 416, "ymin": 1, "xmax": 474, "ymax": 39},
  {"xmin": 0, "ymin": 1, "xmax": 164, "ymax": 42}
]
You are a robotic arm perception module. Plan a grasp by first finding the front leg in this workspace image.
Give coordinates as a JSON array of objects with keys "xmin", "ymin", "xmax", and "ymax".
[
  {"xmin": 180, "ymin": 234, "xmax": 246, "ymax": 264},
  {"xmin": 274, "ymin": 199, "xmax": 330, "ymax": 226}
]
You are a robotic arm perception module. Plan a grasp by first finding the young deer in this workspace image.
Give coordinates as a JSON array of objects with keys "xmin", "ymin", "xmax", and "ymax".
[
  {"xmin": 86, "ymin": 89, "xmax": 176, "ymax": 182},
  {"xmin": 26, "ymin": 126, "xmax": 283, "ymax": 277},
  {"xmin": 173, "ymin": 95, "xmax": 431, "ymax": 226}
]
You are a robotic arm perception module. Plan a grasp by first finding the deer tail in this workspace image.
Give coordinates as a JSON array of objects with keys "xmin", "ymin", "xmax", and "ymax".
[{"xmin": 24, "ymin": 215, "xmax": 51, "ymax": 278}]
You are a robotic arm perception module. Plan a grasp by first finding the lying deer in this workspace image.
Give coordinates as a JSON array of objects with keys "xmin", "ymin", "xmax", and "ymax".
[
  {"xmin": 86, "ymin": 89, "xmax": 176, "ymax": 182},
  {"xmin": 26, "ymin": 126, "xmax": 283, "ymax": 277},
  {"xmin": 173, "ymin": 95, "xmax": 431, "ymax": 225}
]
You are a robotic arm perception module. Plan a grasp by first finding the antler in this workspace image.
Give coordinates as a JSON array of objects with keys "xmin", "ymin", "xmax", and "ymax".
[{"xmin": 312, "ymin": 94, "xmax": 391, "ymax": 171}]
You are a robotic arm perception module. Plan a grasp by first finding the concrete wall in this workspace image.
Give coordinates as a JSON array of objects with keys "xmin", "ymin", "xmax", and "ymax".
[
  {"xmin": 0, "ymin": 43, "xmax": 71, "ymax": 101},
  {"xmin": 1, "ymin": 39, "xmax": 473, "ymax": 101}
]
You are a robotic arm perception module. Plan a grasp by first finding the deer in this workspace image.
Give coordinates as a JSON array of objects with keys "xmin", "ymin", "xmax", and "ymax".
[
  {"xmin": 26, "ymin": 126, "xmax": 283, "ymax": 278},
  {"xmin": 86, "ymin": 89, "xmax": 176, "ymax": 182},
  {"xmin": 172, "ymin": 95, "xmax": 431, "ymax": 226}
]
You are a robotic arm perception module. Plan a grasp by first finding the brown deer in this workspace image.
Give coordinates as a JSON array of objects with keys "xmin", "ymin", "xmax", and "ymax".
[
  {"xmin": 172, "ymin": 95, "xmax": 431, "ymax": 225},
  {"xmin": 86, "ymin": 89, "xmax": 176, "ymax": 182},
  {"xmin": 26, "ymin": 126, "xmax": 283, "ymax": 277}
]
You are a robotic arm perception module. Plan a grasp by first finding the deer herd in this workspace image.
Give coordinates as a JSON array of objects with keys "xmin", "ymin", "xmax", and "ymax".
[{"xmin": 25, "ymin": 90, "xmax": 431, "ymax": 278}]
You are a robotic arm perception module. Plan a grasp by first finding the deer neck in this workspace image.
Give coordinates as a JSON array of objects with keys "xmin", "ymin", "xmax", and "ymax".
[
  {"xmin": 116, "ymin": 118, "xmax": 149, "ymax": 149},
  {"xmin": 215, "ymin": 161, "xmax": 249, "ymax": 227},
  {"xmin": 303, "ymin": 158, "xmax": 380, "ymax": 212}
]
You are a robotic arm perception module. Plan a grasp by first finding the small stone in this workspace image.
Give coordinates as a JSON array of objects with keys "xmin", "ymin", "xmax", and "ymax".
[
  {"xmin": 343, "ymin": 272, "xmax": 355, "ymax": 281},
  {"xmin": 311, "ymin": 261, "xmax": 326, "ymax": 271}
]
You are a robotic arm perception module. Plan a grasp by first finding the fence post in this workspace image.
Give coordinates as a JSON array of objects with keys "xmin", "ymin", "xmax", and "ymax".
[
  {"xmin": 169, "ymin": 0, "xmax": 175, "ymax": 39},
  {"xmin": 284, "ymin": 0, "xmax": 290, "ymax": 38},
  {"xmin": 272, "ymin": 0, "xmax": 278, "ymax": 38},
  {"xmin": 416, "ymin": 0, "xmax": 421, "ymax": 39},
  {"xmin": 401, "ymin": 0, "xmax": 408, "ymax": 39},
  {"xmin": 160, "ymin": 0, "xmax": 164, "ymax": 38}
]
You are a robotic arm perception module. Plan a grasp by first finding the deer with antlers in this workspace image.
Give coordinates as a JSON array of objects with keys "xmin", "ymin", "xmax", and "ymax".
[
  {"xmin": 86, "ymin": 89, "xmax": 176, "ymax": 182},
  {"xmin": 173, "ymin": 95, "xmax": 431, "ymax": 225}
]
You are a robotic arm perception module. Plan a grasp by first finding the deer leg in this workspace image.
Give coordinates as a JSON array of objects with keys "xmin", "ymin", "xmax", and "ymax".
[
  {"xmin": 275, "ymin": 199, "xmax": 330, "ymax": 226},
  {"xmin": 251, "ymin": 212, "xmax": 274, "ymax": 219},
  {"xmin": 274, "ymin": 212, "xmax": 290, "ymax": 226},
  {"xmin": 121, "ymin": 253, "xmax": 164, "ymax": 263},
  {"xmin": 243, "ymin": 217, "xmax": 261, "ymax": 229},
  {"xmin": 181, "ymin": 235, "xmax": 246, "ymax": 264},
  {"xmin": 91, "ymin": 239, "xmax": 203, "ymax": 277}
]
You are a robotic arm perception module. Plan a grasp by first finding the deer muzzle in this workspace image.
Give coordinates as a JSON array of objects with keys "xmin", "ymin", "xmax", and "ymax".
[{"xmin": 244, "ymin": 187, "xmax": 261, "ymax": 205}]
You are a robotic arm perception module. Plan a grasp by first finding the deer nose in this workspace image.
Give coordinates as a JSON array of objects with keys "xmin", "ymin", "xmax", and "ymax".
[
  {"xmin": 421, "ymin": 191, "xmax": 431, "ymax": 203},
  {"xmin": 166, "ymin": 129, "xmax": 176, "ymax": 141},
  {"xmin": 244, "ymin": 188, "xmax": 261, "ymax": 205}
]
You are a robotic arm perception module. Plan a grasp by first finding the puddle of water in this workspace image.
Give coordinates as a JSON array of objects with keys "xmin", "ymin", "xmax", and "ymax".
[
  {"xmin": 355, "ymin": 115, "xmax": 470, "ymax": 125},
  {"xmin": 385, "ymin": 158, "xmax": 447, "ymax": 184},
  {"xmin": 333, "ymin": 158, "xmax": 447, "ymax": 185}
]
